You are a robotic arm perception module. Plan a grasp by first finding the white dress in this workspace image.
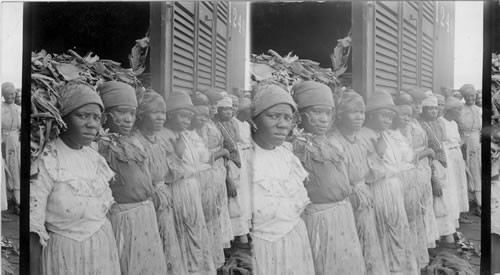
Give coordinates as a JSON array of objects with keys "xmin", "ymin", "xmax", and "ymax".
[{"xmin": 251, "ymin": 142, "xmax": 315, "ymax": 275}]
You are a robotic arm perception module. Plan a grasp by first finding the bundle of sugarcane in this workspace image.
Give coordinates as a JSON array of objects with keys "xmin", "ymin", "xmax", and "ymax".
[
  {"xmin": 31, "ymin": 33, "xmax": 150, "ymax": 162},
  {"xmin": 250, "ymin": 49, "xmax": 341, "ymax": 96}
]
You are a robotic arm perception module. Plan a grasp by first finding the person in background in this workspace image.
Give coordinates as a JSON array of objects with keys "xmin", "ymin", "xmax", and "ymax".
[
  {"xmin": 452, "ymin": 90, "xmax": 463, "ymax": 101},
  {"xmin": 404, "ymin": 87, "xmax": 440, "ymax": 249},
  {"xmin": 390, "ymin": 102, "xmax": 429, "ymax": 269},
  {"xmin": 458, "ymin": 84, "xmax": 482, "ymax": 214},
  {"xmin": 435, "ymin": 94, "xmax": 446, "ymax": 118},
  {"xmin": 132, "ymin": 89, "xmax": 187, "ymax": 274},
  {"xmin": 163, "ymin": 90, "xmax": 216, "ymax": 274},
  {"xmin": 97, "ymin": 81, "xmax": 167, "ymax": 274},
  {"xmin": 420, "ymin": 95, "xmax": 458, "ymax": 244},
  {"xmin": 491, "ymin": 127, "xmax": 500, "ymax": 274},
  {"xmin": 250, "ymin": 83, "xmax": 314, "ymax": 275},
  {"xmin": 189, "ymin": 92, "xmax": 226, "ymax": 268},
  {"xmin": 475, "ymin": 89, "xmax": 482, "ymax": 107},
  {"xmin": 441, "ymin": 97, "xmax": 469, "ymax": 220},
  {"xmin": 291, "ymin": 81, "xmax": 366, "ymax": 274},
  {"xmin": 359, "ymin": 90, "xmax": 418, "ymax": 275},
  {"xmin": 330, "ymin": 90, "xmax": 389, "ymax": 275},
  {"xmin": 30, "ymin": 82, "xmax": 120, "ymax": 274},
  {"xmin": 1, "ymin": 82, "xmax": 21, "ymax": 214},
  {"xmin": 15, "ymin": 88, "xmax": 21, "ymax": 106},
  {"xmin": 201, "ymin": 88, "xmax": 234, "ymax": 250}
]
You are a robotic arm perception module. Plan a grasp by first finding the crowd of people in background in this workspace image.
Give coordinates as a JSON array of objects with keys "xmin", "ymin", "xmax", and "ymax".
[{"xmin": 13, "ymin": 78, "xmax": 481, "ymax": 274}]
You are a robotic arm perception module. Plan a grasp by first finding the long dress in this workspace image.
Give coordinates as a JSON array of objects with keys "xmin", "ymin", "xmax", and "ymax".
[
  {"xmin": 388, "ymin": 129, "xmax": 429, "ymax": 269},
  {"xmin": 1, "ymin": 158, "xmax": 8, "ymax": 210},
  {"xmin": 98, "ymin": 134, "xmax": 167, "ymax": 275},
  {"xmin": 2, "ymin": 102, "xmax": 21, "ymax": 205},
  {"xmin": 292, "ymin": 133, "xmax": 366, "ymax": 275},
  {"xmin": 407, "ymin": 119, "xmax": 440, "ymax": 247},
  {"xmin": 329, "ymin": 130, "xmax": 389, "ymax": 275},
  {"xmin": 159, "ymin": 128, "xmax": 216, "ymax": 274},
  {"xmin": 185, "ymin": 128, "xmax": 225, "ymax": 268},
  {"xmin": 459, "ymin": 104, "xmax": 482, "ymax": 206},
  {"xmin": 251, "ymin": 142, "xmax": 315, "ymax": 275},
  {"xmin": 441, "ymin": 117, "xmax": 469, "ymax": 214},
  {"xmin": 132, "ymin": 129, "xmax": 188, "ymax": 274},
  {"xmin": 204, "ymin": 120, "xmax": 233, "ymax": 247},
  {"xmin": 359, "ymin": 127, "xmax": 418, "ymax": 275},
  {"xmin": 235, "ymin": 119, "xmax": 252, "ymax": 237},
  {"xmin": 30, "ymin": 138, "xmax": 120, "ymax": 274}
]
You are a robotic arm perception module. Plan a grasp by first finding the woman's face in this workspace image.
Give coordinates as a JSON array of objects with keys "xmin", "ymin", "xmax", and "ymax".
[
  {"xmin": 232, "ymin": 100, "xmax": 240, "ymax": 118},
  {"xmin": 421, "ymin": 106, "xmax": 438, "ymax": 121},
  {"xmin": 411, "ymin": 100, "xmax": 423, "ymax": 115},
  {"xmin": 253, "ymin": 104, "xmax": 294, "ymax": 149},
  {"xmin": 396, "ymin": 105, "xmax": 412, "ymax": 129},
  {"xmin": 62, "ymin": 103, "xmax": 102, "ymax": 148},
  {"xmin": 192, "ymin": 105, "xmax": 210, "ymax": 129},
  {"xmin": 217, "ymin": 107, "xmax": 233, "ymax": 122},
  {"xmin": 437, "ymin": 101, "xmax": 445, "ymax": 117},
  {"xmin": 338, "ymin": 109, "xmax": 365, "ymax": 132},
  {"xmin": 445, "ymin": 106, "xmax": 462, "ymax": 122},
  {"xmin": 452, "ymin": 91, "xmax": 463, "ymax": 100},
  {"xmin": 15, "ymin": 90, "xmax": 21, "ymax": 105},
  {"xmin": 299, "ymin": 106, "xmax": 333, "ymax": 136},
  {"xmin": 105, "ymin": 105, "xmax": 137, "ymax": 136},
  {"xmin": 167, "ymin": 109, "xmax": 194, "ymax": 131},
  {"xmin": 464, "ymin": 94, "xmax": 475, "ymax": 106},
  {"xmin": 476, "ymin": 93, "xmax": 482, "ymax": 106},
  {"xmin": 2, "ymin": 88, "xmax": 15, "ymax": 104},
  {"xmin": 140, "ymin": 109, "xmax": 166, "ymax": 132},
  {"xmin": 368, "ymin": 109, "xmax": 395, "ymax": 131},
  {"xmin": 208, "ymin": 104, "xmax": 217, "ymax": 118}
]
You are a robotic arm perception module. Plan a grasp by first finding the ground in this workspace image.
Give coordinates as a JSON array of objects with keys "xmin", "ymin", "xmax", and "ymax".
[{"xmin": 1, "ymin": 208, "xmax": 19, "ymax": 275}]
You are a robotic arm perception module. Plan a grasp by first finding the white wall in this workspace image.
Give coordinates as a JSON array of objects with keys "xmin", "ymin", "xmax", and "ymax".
[{"xmin": 1, "ymin": 2, "xmax": 23, "ymax": 89}]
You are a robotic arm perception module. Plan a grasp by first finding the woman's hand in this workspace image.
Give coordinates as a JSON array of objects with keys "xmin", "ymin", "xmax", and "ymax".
[
  {"xmin": 172, "ymin": 137, "xmax": 186, "ymax": 158},
  {"xmin": 30, "ymin": 233, "xmax": 42, "ymax": 275},
  {"xmin": 226, "ymin": 177, "xmax": 237, "ymax": 198},
  {"xmin": 431, "ymin": 177, "xmax": 443, "ymax": 197},
  {"xmin": 373, "ymin": 136, "xmax": 387, "ymax": 158}
]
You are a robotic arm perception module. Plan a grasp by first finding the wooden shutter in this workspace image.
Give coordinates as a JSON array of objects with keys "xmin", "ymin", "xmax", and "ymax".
[
  {"xmin": 374, "ymin": 2, "xmax": 400, "ymax": 94},
  {"xmin": 215, "ymin": 2, "xmax": 229, "ymax": 89},
  {"xmin": 401, "ymin": 2, "xmax": 418, "ymax": 88},
  {"xmin": 172, "ymin": 2, "xmax": 196, "ymax": 93},
  {"xmin": 197, "ymin": 2, "xmax": 215, "ymax": 91},
  {"xmin": 420, "ymin": 1, "xmax": 435, "ymax": 90}
]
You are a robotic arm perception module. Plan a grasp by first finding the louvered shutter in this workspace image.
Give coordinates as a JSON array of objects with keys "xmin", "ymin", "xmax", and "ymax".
[
  {"xmin": 420, "ymin": 1, "xmax": 435, "ymax": 90},
  {"xmin": 197, "ymin": 2, "xmax": 215, "ymax": 91},
  {"xmin": 215, "ymin": 2, "xmax": 229, "ymax": 89},
  {"xmin": 172, "ymin": 2, "xmax": 196, "ymax": 93},
  {"xmin": 401, "ymin": 2, "xmax": 418, "ymax": 88},
  {"xmin": 374, "ymin": 2, "xmax": 400, "ymax": 94}
]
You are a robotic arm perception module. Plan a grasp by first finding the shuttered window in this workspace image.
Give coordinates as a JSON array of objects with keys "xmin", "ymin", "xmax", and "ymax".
[
  {"xmin": 401, "ymin": 2, "xmax": 418, "ymax": 88},
  {"xmin": 421, "ymin": 1, "xmax": 435, "ymax": 90},
  {"xmin": 374, "ymin": 2, "xmax": 399, "ymax": 94},
  {"xmin": 171, "ymin": 1, "xmax": 228, "ymax": 94}
]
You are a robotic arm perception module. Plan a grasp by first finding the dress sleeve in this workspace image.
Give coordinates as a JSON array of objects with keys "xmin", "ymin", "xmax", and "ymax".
[{"xmin": 29, "ymin": 162, "xmax": 54, "ymax": 247}]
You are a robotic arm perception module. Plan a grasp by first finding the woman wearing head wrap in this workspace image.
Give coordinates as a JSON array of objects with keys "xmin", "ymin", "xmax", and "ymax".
[
  {"xmin": 185, "ymin": 92, "xmax": 225, "ymax": 268},
  {"xmin": 441, "ymin": 97, "xmax": 469, "ymax": 217},
  {"xmin": 96, "ymin": 81, "xmax": 167, "ymax": 275},
  {"xmin": 250, "ymin": 83, "xmax": 314, "ymax": 275},
  {"xmin": 389, "ymin": 103, "xmax": 430, "ymax": 269},
  {"xmin": 491, "ymin": 127, "xmax": 500, "ymax": 274},
  {"xmin": 14, "ymin": 88, "xmax": 21, "ymax": 106},
  {"xmin": 403, "ymin": 87, "xmax": 440, "ymax": 248},
  {"xmin": 475, "ymin": 90, "xmax": 482, "ymax": 107},
  {"xmin": 435, "ymin": 94, "xmax": 446, "ymax": 118},
  {"xmin": 200, "ymin": 88, "xmax": 234, "ymax": 248},
  {"xmin": 161, "ymin": 90, "xmax": 216, "ymax": 274},
  {"xmin": 329, "ymin": 89, "xmax": 389, "ymax": 275},
  {"xmin": 420, "ymin": 95, "xmax": 459, "ymax": 243},
  {"xmin": 289, "ymin": 82, "xmax": 365, "ymax": 274},
  {"xmin": 30, "ymin": 82, "xmax": 120, "ymax": 274},
  {"xmin": 2, "ymin": 82, "xmax": 21, "ymax": 212},
  {"xmin": 131, "ymin": 89, "xmax": 188, "ymax": 274},
  {"xmin": 359, "ymin": 90, "xmax": 419, "ymax": 275},
  {"xmin": 458, "ymin": 84, "xmax": 482, "ymax": 212}
]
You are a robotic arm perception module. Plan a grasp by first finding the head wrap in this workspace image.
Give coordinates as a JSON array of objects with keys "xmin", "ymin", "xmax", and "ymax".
[
  {"xmin": 201, "ymin": 87, "xmax": 224, "ymax": 103},
  {"xmin": 138, "ymin": 89, "xmax": 166, "ymax": 115},
  {"xmin": 395, "ymin": 91, "xmax": 413, "ymax": 105},
  {"xmin": 406, "ymin": 86, "xmax": 427, "ymax": 101},
  {"xmin": 366, "ymin": 90, "xmax": 398, "ymax": 114},
  {"xmin": 98, "ymin": 81, "xmax": 137, "ymax": 110},
  {"xmin": 435, "ymin": 94, "xmax": 445, "ymax": 105},
  {"xmin": 192, "ymin": 92, "xmax": 210, "ymax": 106},
  {"xmin": 444, "ymin": 97, "xmax": 463, "ymax": 111},
  {"xmin": 252, "ymin": 83, "xmax": 297, "ymax": 119},
  {"xmin": 459, "ymin": 84, "xmax": 476, "ymax": 97},
  {"xmin": 59, "ymin": 82, "xmax": 104, "ymax": 117},
  {"xmin": 1, "ymin": 82, "xmax": 15, "ymax": 97},
  {"xmin": 217, "ymin": 96, "xmax": 233, "ymax": 108},
  {"xmin": 336, "ymin": 89, "xmax": 365, "ymax": 115},
  {"xmin": 165, "ymin": 90, "xmax": 195, "ymax": 113},
  {"xmin": 398, "ymin": 104, "xmax": 412, "ymax": 115},
  {"xmin": 238, "ymin": 97, "xmax": 252, "ymax": 112},
  {"xmin": 291, "ymin": 81, "xmax": 334, "ymax": 110},
  {"xmin": 422, "ymin": 95, "xmax": 438, "ymax": 107},
  {"xmin": 230, "ymin": 94, "xmax": 240, "ymax": 105}
]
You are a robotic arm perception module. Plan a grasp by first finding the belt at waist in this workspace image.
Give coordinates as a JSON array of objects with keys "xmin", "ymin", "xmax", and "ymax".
[
  {"xmin": 304, "ymin": 198, "xmax": 350, "ymax": 215},
  {"xmin": 110, "ymin": 199, "xmax": 153, "ymax": 214}
]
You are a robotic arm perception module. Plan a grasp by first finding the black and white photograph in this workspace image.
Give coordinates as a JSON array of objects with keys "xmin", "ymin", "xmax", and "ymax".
[{"xmin": 0, "ymin": 0, "xmax": 493, "ymax": 274}]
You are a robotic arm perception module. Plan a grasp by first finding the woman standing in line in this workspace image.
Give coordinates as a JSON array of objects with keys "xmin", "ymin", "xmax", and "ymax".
[
  {"xmin": 404, "ymin": 87, "xmax": 440, "ymax": 248},
  {"xmin": 390, "ymin": 103, "xmax": 429, "ymax": 269},
  {"xmin": 458, "ymin": 84, "xmax": 482, "ymax": 213},
  {"xmin": 30, "ymin": 82, "xmax": 120, "ymax": 274},
  {"xmin": 250, "ymin": 83, "xmax": 314, "ymax": 275},
  {"xmin": 290, "ymin": 81, "xmax": 366, "ymax": 274},
  {"xmin": 97, "ymin": 81, "xmax": 167, "ymax": 274},
  {"xmin": 359, "ymin": 90, "xmax": 418, "ymax": 275},
  {"xmin": 2, "ymin": 82, "xmax": 21, "ymax": 213},
  {"xmin": 162, "ymin": 90, "xmax": 216, "ymax": 274},
  {"xmin": 132, "ymin": 89, "xmax": 188, "ymax": 274},
  {"xmin": 330, "ymin": 90, "xmax": 389, "ymax": 275}
]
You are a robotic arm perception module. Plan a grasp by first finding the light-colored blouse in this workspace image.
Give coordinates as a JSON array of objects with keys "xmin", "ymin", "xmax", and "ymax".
[{"xmin": 30, "ymin": 138, "xmax": 115, "ymax": 246}]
